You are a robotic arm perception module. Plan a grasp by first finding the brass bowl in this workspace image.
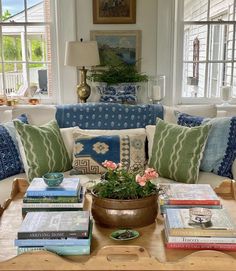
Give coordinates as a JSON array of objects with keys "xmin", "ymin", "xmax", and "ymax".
[{"xmin": 91, "ymin": 193, "xmax": 158, "ymax": 228}]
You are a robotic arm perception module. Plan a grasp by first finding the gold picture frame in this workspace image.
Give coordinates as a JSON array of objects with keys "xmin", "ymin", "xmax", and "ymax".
[
  {"xmin": 90, "ymin": 30, "xmax": 141, "ymax": 70},
  {"xmin": 93, "ymin": 0, "xmax": 136, "ymax": 24}
]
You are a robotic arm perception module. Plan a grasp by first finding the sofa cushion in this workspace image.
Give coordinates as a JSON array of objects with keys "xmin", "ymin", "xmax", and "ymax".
[
  {"xmin": 149, "ymin": 119, "xmax": 211, "ymax": 184},
  {"xmin": 71, "ymin": 133, "xmax": 146, "ymax": 174},
  {"xmin": 164, "ymin": 104, "xmax": 217, "ymax": 124},
  {"xmin": 14, "ymin": 120, "xmax": 72, "ymax": 182},
  {"xmin": 177, "ymin": 113, "xmax": 236, "ymax": 179},
  {"xmin": 12, "ymin": 105, "xmax": 56, "ymax": 126},
  {"xmin": 0, "ymin": 115, "xmax": 28, "ymax": 181}
]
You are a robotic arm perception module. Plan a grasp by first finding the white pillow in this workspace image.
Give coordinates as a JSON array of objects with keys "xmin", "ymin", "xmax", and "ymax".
[{"xmin": 145, "ymin": 125, "xmax": 155, "ymax": 162}]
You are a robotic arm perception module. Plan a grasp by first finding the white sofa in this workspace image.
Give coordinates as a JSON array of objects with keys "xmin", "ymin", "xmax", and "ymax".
[{"xmin": 0, "ymin": 104, "xmax": 233, "ymax": 206}]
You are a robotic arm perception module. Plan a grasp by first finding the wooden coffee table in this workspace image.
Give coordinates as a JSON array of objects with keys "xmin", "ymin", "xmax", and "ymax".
[{"xmin": 0, "ymin": 178, "xmax": 236, "ymax": 271}]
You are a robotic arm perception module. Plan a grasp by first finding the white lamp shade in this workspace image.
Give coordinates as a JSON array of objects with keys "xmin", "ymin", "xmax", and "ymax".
[{"xmin": 65, "ymin": 41, "xmax": 100, "ymax": 67}]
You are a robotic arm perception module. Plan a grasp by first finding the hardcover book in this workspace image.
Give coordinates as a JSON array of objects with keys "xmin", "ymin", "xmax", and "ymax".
[
  {"xmin": 23, "ymin": 187, "xmax": 83, "ymax": 203},
  {"xmin": 165, "ymin": 242, "xmax": 236, "ymax": 251},
  {"xmin": 17, "ymin": 245, "xmax": 91, "ymax": 256},
  {"xmin": 26, "ymin": 178, "xmax": 80, "ymax": 197},
  {"xmin": 165, "ymin": 208, "xmax": 236, "ymax": 237},
  {"xmin": 16, "ymin": 220, "xmax": 93, "ymax": 249},
  {"xmin": 17, "ymin": 211, "xmax": 90, "ymax": 239},
  {"xmin": 164, "ymin": 221, "xmax": 236, "ymax": 244},
  {"xmin": 158, "ymin": 183, "xmax": 220, "ymax": 205}
]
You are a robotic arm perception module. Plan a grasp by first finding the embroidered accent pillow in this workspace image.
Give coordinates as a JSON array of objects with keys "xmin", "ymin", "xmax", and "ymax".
[
  {"xmin": 0, "ymin": 114, "xmax": 28, "ymax": 181},
  {"xmin": 14, "ymin": 120, "xmax": 71, "ymax": 182},
  {"xmin": 149, "ymin": 119, "xmax": 211, "ymax": 184},
  {"xmin": 177, "ymin": 112, "xmax": 236, "ymax": 179},
  {"xmin": 71, "ymin": 133, "xmax": 146, "ymax": 174}
]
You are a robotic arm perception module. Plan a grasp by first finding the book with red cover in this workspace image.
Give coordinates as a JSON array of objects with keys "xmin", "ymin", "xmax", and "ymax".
[
  {"xmin": 158, "ymin": 183, "xmax": 220, "ymax": 206},
  {"xmin": 166, "ymin": 242, "xmax": 236, "ymax": 251}
]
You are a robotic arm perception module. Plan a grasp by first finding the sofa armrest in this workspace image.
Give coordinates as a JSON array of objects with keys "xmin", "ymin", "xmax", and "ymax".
[{"xmin": 2, "ymin": 110, "xmax": 12, "ymax": 123}]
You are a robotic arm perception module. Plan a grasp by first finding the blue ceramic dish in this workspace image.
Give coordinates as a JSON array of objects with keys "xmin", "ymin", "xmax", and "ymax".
[{"xmin": 43, "ymin": 172, "xmax": 64, "ymax": 187}]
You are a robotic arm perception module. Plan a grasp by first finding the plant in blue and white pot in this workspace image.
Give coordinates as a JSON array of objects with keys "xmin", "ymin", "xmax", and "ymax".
[{"xmin": 89, "ymin": 62, "xmax": 148, "ymax": 104}]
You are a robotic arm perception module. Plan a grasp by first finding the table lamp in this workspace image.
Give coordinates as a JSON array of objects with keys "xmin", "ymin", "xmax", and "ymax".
[{"xmin": 65, "ymin": 40, "xmax": 100, "ymax": 103}]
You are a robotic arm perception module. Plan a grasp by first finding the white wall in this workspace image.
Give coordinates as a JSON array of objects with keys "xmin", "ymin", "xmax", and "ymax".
[{"xmin": 60, "ymin": 0, "xmax": 158, "ymax": 104}]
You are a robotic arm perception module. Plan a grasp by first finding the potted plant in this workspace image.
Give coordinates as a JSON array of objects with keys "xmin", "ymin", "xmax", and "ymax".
[
  {"xmin": 89, "ymin": 62, "xmax": 148, "ymax": 104},
  {"xmin": 91, "ymin": 160, "xmax": 159, "ymax": 228}
]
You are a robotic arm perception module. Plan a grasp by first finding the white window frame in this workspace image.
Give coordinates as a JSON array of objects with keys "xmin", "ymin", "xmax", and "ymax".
[
  {"xmin": 0, "ymin": 0, "xmax": 59, "ymax": 104},
  {"xmin": 174, "ymin": 0, "xmax": 236, "ymax": 105}
]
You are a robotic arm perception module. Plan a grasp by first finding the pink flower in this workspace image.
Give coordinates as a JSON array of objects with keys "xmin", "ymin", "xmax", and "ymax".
[
  {"xmin": 102, "ymin": 160, "xmax": 118, "ymax": 170},
  {"xmin": 136, "ymin": 174, "xmax": 148, "ymax": 187},
  {"xmin": 144, "ymin": 168, "xmax": 158, "ymax": 179}
]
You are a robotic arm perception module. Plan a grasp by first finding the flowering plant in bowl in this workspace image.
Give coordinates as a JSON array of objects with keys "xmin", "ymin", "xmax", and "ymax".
[{"xmin": 92, "ymin": 160, "xmax": 159, "ymax": 200}]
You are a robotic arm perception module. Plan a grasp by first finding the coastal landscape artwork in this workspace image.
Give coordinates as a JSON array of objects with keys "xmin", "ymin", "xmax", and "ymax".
[{"xmin": 90, "ymin": 30, "xmax": 141, "ymax": 70}]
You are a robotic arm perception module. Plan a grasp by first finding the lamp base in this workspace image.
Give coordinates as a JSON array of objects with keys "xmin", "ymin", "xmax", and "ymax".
[
  {"xmin": 77, "ymin": 67, "xmax": 91, "ymax": 103},
  {"xmin": 77, "ymin": 84, "xmax": 91, "ymax": 103}
]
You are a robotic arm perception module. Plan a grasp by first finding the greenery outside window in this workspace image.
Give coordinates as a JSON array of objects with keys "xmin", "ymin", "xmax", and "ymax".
[{"xmin": 0, "ymin": 0, "xmax": 53, "ymax": 100}]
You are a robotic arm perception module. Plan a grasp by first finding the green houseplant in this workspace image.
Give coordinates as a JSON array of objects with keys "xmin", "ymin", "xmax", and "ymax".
[
  {"xmin": 89, "ymin": 62, "xmax": 148, "ymax": 85},
  {"xmin": 91, "ymin": 160, "xmax": 159, "ymax": 228},
  {"xmin": 89, "ymin": 62, "xmax": 148, "ymax": 104}
]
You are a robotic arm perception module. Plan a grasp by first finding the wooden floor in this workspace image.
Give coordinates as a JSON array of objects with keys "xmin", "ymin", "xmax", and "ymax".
[{"xmin": 0, "ymin": 178, "xmax": 236, "ymax": 271}]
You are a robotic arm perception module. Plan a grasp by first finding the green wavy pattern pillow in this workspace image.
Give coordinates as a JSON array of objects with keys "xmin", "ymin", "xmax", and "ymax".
[
  {"xmin": 149, "ymin": 119, "xmax": 211, "ymax": 183},
  {"xmin": 14, "ymin": 120, "xmax": 71, "ymax": 182}
]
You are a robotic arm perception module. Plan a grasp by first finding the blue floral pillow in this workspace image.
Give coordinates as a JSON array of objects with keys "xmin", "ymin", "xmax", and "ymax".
[
  {"xmin": 177, "ymin": 112, "xmax": 236, "ymax": 179},
  {"xmin": 0, "ymin": 114, "xmax": 28, "ymax": 180}
]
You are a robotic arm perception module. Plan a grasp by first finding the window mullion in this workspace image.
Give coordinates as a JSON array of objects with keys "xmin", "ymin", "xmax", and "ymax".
[
  {"xmin": 0, "ymin": 0, "xmax": 6, "ymax": 95},
  {"xmin": 231, "ymin": 0, "xmax": 236, "ymax": 86},
  {"xmin": 204, "ymin": 0, "xmax": 211, "ymax": 98}
]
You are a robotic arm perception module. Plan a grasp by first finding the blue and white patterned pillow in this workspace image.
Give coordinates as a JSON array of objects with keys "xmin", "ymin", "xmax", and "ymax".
[
  {"xmin": 71, "ymin": 133, "xmax": 146, "ymax": 174},
  {"xmin": 177, "ymin": 112, "xmax": 236, "ymax": 179},
  {"xmin": 0, "ymin": 114, "xmax": 28, "ymax": 180}
]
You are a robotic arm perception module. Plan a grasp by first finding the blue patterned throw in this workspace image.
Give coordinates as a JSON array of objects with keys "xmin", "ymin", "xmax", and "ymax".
[
  {"xmin": 177, "ymin": 112, "xmax": 236, "ymax": 179},
  {"xmin": 56, "ymin": 103, "xmax": 164, "ymax": 129},
  {"xmin": 0, "ymin": 114, "xmax": 28, "ymax": 180}
]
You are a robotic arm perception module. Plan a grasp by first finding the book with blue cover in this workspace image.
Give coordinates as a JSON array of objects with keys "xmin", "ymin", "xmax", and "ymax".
[
  {"xmin": 26, "ymin": 178, "xmax": 80, "ymax": 197},
  {"xmin": 17, "ymin": 211, "xmax": 90, "ymax": 239},
  {"xmin": 17, "ymin": 245, "xmax": 90, "ymax": 256}
]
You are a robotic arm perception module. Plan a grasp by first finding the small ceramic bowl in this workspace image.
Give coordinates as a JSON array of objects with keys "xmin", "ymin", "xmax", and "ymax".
[{"xmin": 43, "ymin": 172, "xmax": 64, "ymax": 187}]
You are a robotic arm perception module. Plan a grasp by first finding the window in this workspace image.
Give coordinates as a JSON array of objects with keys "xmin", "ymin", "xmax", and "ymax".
[
  {"xmin": 0, "ymin": 0, "xmax": 53, "ymax": 99},
  {"xmin": 180, "ymin": 0, "xmax": 236, "ymax": 102}
]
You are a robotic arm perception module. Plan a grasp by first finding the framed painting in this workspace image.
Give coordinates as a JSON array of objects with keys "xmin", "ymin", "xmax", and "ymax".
[
  {"xmin": 93, "ymin": 0, "xmax": 136, "ymax": 24},
  {"xmin": 90, "ymin": 30, "xmax": 141, "ymax": 70}
]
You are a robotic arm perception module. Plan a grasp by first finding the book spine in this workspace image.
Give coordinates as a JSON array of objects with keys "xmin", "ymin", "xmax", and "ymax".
[
  {"xmin": 167, "ymin": 235, "xmax": 236, "ymax": 244},
  {"xmin": 161, "ymin": 204, "xmax": 222, "ymax": 214},
  {"xmin": 22, "ymin": 203, "xmax": 83, "ymax": 208},
  {"xmin": 166, "ymin": 242, "xmax": 236, "ymax": 251},
  {"xmin": 26, "ymin": 191, "xmax": 78, "ymax": 197},
  {"xmin": 23, "ymin": 197, "xmax": 80, "ymax": 203},
  {"xmin": 169, "ymin": 228, "xmax": 236, "ymax": 237},
  {"xmin": 22, "ymin": 207, "xmax": 83, "ymax": 216},
  {"xmin": 15, "ymin": 237, "xmax": 91, "ymax": 247},
  {"xmin": 17, "ymin": 245, "xmax": 90, "ymax": 256},
  {"xmin": 18, "ymin": 230, "xmax": 89, "ymax": 239},
  {"xmin": 168, "ymin": 199, "xmax": 221, "ymax": 205}
]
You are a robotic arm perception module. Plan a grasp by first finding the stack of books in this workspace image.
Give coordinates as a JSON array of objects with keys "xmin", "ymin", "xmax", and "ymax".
[
  {"xmin": 158, "ymin": 183, "xmax": 221, "ymax": 214},
  {"xmin": 164, "ymin": 208, "xmax": 236, "ymax": 251},
  {"xmin": 22, "ymin": 177, "xmax": 84, "ymax": 215},
  {"xmin": 15, "ymin": 211, "xmax": 92, "ymax": 255}
]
